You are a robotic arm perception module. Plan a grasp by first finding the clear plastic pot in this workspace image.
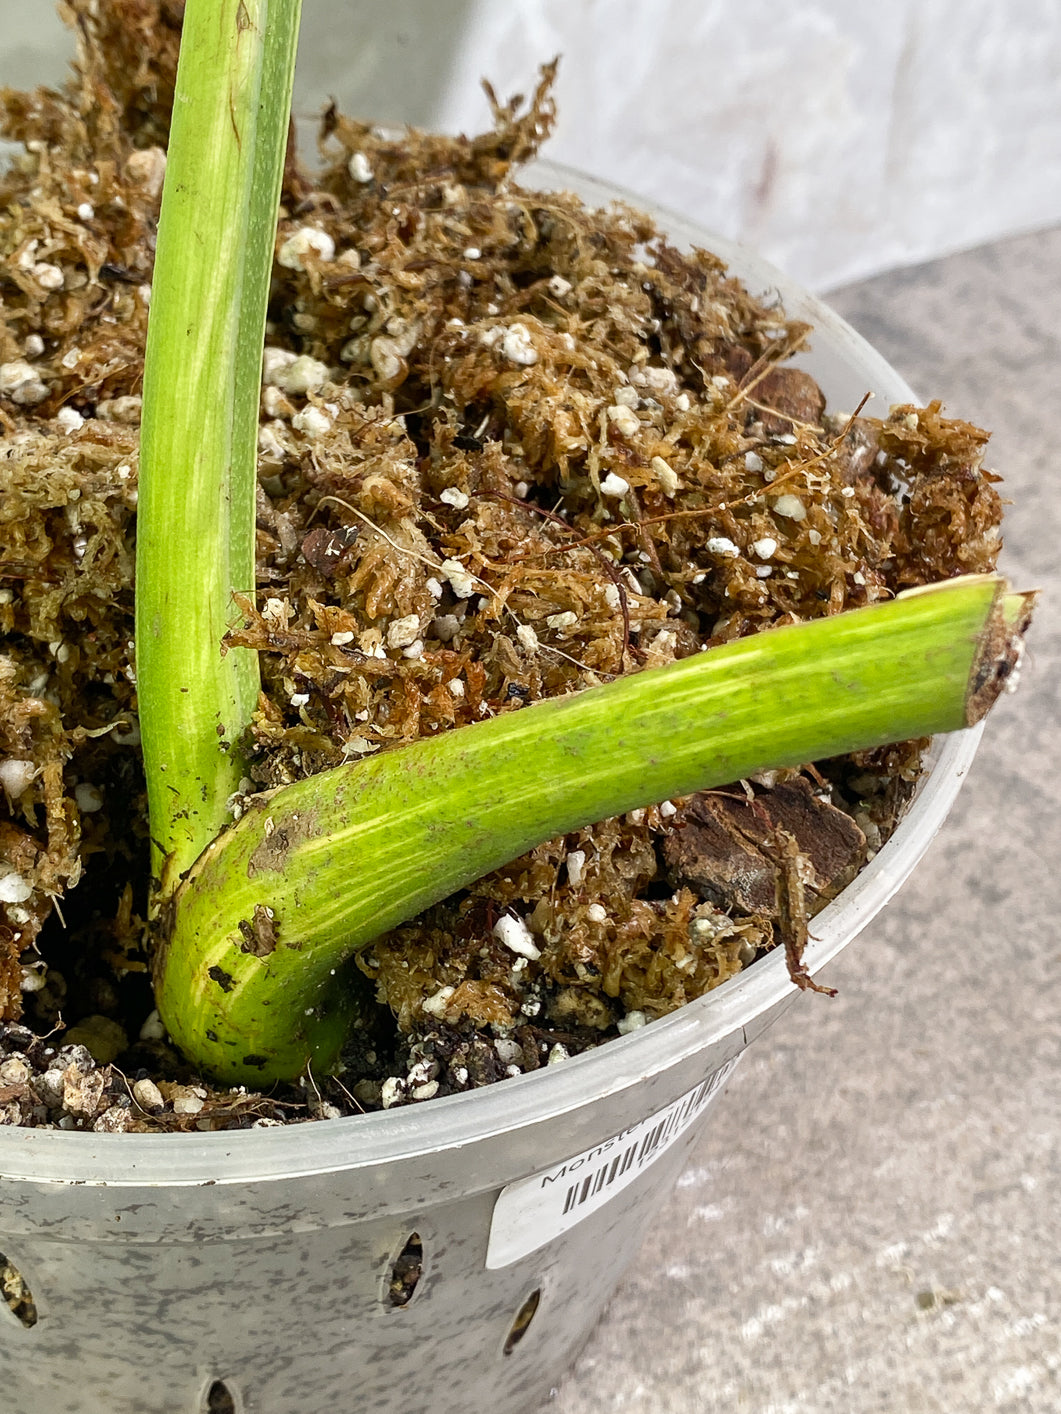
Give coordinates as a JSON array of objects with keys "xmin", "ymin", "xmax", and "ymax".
[{"xmin": 0, "ymin": 166, "xmax": 981, "ymax": 1414}]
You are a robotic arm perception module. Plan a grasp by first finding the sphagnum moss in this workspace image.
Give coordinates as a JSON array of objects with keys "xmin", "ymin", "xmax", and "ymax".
[{"xmin": 0, "ymin": 1, "xmax": 1031, "ymax": 1122}]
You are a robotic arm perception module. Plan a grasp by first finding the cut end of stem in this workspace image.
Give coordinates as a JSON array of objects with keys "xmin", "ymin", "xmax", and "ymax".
[{"xmin": 966, "ymin": 586, "xmax": 1036, "ymax": 723}]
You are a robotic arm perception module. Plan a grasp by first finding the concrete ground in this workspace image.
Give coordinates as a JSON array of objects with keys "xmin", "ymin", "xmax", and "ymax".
[{"xmin": 545, "ymin": 225, "xmax": 1060, "ymax": 1413}]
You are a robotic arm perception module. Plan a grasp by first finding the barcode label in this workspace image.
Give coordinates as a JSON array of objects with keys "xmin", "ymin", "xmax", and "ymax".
[{"xmin": 485, "ymin": 1054, "xmax": 740, "ymax": 1269}]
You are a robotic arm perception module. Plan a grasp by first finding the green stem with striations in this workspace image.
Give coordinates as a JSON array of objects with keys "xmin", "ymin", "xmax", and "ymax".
[
  {"xmin": 154, "ymin": 574, "xmax": 1033, "ymax": 1085},
  {"xmin": 136, "ymin": 0, "xmax": 302, "ymax": 895}
]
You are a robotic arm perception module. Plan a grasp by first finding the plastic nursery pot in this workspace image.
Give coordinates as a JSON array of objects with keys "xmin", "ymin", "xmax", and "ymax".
[{"xmin": 0, "ymin": 168, "xmax": 983, "ymax": 1414}]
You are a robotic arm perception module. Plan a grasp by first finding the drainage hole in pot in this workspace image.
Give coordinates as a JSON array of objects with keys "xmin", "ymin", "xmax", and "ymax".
[
  {"xmin": 387, "ymin": 1232, "xmax": 423, "ymax": 1307},
  {"xmin": 503, "ymin": 1289, "xmax": 541, "ymax": 1355},
  {"xmin": 204, "ymin": 1379, "xmax": 236, "ymax": 1413},
  {"xmin": 0, "ymin": 1253, "xmax": 38, "ymax": 1328}
]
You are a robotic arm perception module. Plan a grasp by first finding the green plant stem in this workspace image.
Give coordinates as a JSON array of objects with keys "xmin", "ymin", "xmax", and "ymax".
[
  {"xmin": 155, "ymin": 574, "xmax": 1033, "ymax": 1085},
  {"xmin": 136, "ymin": 0, "xmax": 302, "ymax": 895}
]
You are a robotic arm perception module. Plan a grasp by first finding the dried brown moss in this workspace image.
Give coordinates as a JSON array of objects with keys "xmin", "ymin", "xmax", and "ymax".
[{"xmin": 0, "ymin": 5, "xmax": 1004, "ymax": 1124}]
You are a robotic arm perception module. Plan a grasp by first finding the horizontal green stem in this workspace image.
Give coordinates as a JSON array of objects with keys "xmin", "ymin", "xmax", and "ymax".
[
  {"xmin": 156, "ymin": 574, "xmax": 1032, "ymax": 1084},
  {"xmin": 137, "ymin": 0, "xmax": 301, "ymax": 893}
]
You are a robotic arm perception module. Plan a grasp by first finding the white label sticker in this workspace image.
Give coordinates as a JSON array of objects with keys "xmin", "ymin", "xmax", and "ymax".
[{"xmin": 485, "ymin": 1054, "xmax": 740, "ymax": 1269}]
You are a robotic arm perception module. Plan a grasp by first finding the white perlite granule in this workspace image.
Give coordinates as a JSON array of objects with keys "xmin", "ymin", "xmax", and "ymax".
[
  {"xmin": 386, "ymin": 615, "xmax": 421, "ymax": 650},
  {"xmin": 292, "ymin": 405, "xmax": 333, "ymax": 438},
  {"xmin": 0, "ymin": 872, "xmax": 32, "ymax": 904},
  {"xmin": 651, "ymin": 455, "xmax": 680, "ymax": 494},
  {"xmin": 500, "ymin": 322, "xmax": 538, "ymax": 366},
  {"xmin": 617, "ymin": 1010, "xmax": 648, "ymax": 1035},
  {"xmin": 773, "ymin": 494, "xmax": 807, "ymax": 521},
  {"xmin": 493, "ymin": 913, "xmax": 542, "ymax": 961},
  {"xmin": 278, "ymin": 226, "xmax": 335, "ymax": 270},
  {"xmin": 0, "ymin": 361, "xmax": 47, "ymax": 405},
  {"xmin": 440, "ymin": 558, "xmax": 477, "ymax": 598},
  {"xmin": 565, "ymin": 849, "xmax": 586, "ymax": 887},
  {"xmin": 606, "ymin": 403, "xmax": 641, "ymax": 438},
  {"xmin": 0, "ymin": 759, "xmax": 35, "ymax": 798}
]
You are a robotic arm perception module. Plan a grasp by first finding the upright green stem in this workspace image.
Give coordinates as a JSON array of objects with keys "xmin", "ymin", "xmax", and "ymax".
[
  {"xmin": 155, "ymin": 574, "xmax": 1033, "ymax": 1085},
  {"xmin": 137, "ymin": 0, "xmax": 302, "ymax": 894}
]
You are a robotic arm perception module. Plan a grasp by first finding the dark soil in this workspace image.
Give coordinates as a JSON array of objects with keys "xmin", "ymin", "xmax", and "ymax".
[{"xmin": 0, "ymin": 3, "xmax": 1004, "ymax": 1130}]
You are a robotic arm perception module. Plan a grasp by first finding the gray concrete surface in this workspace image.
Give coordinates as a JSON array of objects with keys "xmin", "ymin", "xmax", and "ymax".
[{"xmin": 546, "ymin": 226, "xmax": 1060, "ymax": 1412}]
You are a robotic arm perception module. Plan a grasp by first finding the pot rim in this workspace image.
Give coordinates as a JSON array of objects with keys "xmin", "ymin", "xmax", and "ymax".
[{"xmin": 0, "ymin": 162, "xmax": 982, "ymax": 1186}]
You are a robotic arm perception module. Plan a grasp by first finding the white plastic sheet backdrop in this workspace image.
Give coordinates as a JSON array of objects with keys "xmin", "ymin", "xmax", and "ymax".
[
  {"xmin": 3, "ymin": 0, "xmax": 1061, "ymax": 291},
  {"xmin": 433, "ymin": 0, "xmax": 1061, "ymax": 290}
]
